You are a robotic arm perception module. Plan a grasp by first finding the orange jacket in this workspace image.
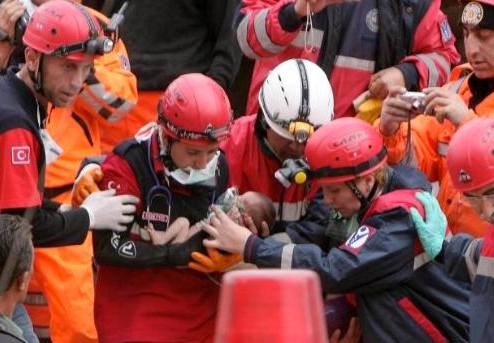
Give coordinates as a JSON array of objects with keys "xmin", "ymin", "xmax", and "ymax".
[{"xmin": 375, "ymin": 64, "xmax": 491, "ymax": 237}]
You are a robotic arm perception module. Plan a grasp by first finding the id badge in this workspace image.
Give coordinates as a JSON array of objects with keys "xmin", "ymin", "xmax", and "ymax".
[{"xmin": 40, "ymin": 129, "xmax": 63, "ymax": 165}]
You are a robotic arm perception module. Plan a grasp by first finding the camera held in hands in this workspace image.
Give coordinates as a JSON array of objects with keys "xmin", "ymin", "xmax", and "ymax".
[{"xmin": 400, "ymin": 91, "xmax": 426, "ymax": 115}]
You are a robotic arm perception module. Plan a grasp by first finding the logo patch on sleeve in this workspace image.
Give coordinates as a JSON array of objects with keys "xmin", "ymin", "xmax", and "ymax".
[
  {"xmin": 341, "ymin": 225, "xmax": 376, "ymax": 254},
  {"xmin": 11, "ymin": 146, "xmax": 30, "ymax": 165},
  {"xmin": 439, "ymin": 19, "xmax": 453, "ymax": 44}
]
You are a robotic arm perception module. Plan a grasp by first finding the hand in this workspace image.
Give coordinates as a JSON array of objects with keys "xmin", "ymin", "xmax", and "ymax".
[
  {"xmin": 147, "ymin": 217, "xmax": 190, "ymax": 245},
  {"xmin": 330, "ymin": 317, "xmax": 362, "ymax": 343},
  {"xmin": 0, "ymin": 0, "xmax": 25, "ymax": 41},
  {"xmin": 71, "ymin": 164, "xmax": 103, "ymax": 207},
  {"xmin": 242, "ymin": 213, "xmax": 270, "ymax": 238},
  {"xmin": 422, "ymin": 87, "xmax": 469, "ymax": 126},
  {"xmin": 379, "ymin": 86, "xmax": 412, "ymax": 136},
  {"xmin": 189, "ymin": 247, "xmax": 243, "ymax": 273},
  {"xmin": 81, "ymin": 189, "xmax": 139, "ymax": 232},
  {"xmin": 369, "ymin": 67, "xmax": 406, "ymax": 99},
  {"xmin": 201, "ymin": 206, "xmax": 253, "ymax": 255},
  {"xmin": 294, "ymin": 0, "xmax": 359, "ymax": 17},
  {"xmin": 410, "ymin": 191, "xmax": 447, "ymax": 260}
]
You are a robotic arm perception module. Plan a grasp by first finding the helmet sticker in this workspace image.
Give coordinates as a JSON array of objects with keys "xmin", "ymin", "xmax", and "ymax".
[
  {"xmin": 461, "ymin": 2, "xmax": 484, "ymax": 26},
  {"xmin": 365, "ymin": 9, "xmax": 379, "ymax": 33},
  {"xmin": 459, "ymin": 169, "xmax": 472, "ymax": 184}
]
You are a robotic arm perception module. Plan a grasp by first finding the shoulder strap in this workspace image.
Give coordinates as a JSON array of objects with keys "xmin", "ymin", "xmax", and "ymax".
[
  {"xmin": 362, "ymin": 189, "xmax": 425, "ymax": 221},
  {"xmin": 114, "ymin": 138, "xmax": 156, "ymax": 208}
]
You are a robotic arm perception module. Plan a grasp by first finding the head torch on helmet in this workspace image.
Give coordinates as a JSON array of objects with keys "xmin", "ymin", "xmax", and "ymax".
[
  {"xmin": 158, "ymin": 107, "xmax": 231, "ymax": 143},
  {"xmin": 289, "ymin": 121, "xmax": 315, "ymax": 144}
]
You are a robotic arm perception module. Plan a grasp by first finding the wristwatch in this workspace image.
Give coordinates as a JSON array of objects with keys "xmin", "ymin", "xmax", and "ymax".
[{"xmin": 0, "ymin": 27, "xmax": 13, "ymax": 44}]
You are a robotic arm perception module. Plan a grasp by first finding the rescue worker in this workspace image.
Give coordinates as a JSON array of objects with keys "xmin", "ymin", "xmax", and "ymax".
[
  {"xmin": 4, "ymin": 1, "xmax": 138, "ymax": 341},
  {"xmin": 0, "ymin": 1, "xmax": 138, "ymax": 340},
  {"xmin": 92, "ymin": 73, "xmax": 232, "ymax": 343},
  {"xmin": 222, "ymin": 58, "xmax": 334, "ymax": 232},
  {"xmin": 201, "ymin": 117, "xmax": 470, "ymax": 342},
  {"xmin": 411, "ymin": 117, "xmax": 494, "ymax": 342},
  {"xmin": 72, "ymin": 58, "xmax": 335, "ymax": 235},
  {"xmin": 235, "ymin": 0, "xmax": 460, "ymax": 118},
  {"xmin": 378, "ymin": 0, "xmax": 494, "ymax": 238},
  {"xmin": 0, "ymin": 215, "xmax": 33, "ymax": 343}
]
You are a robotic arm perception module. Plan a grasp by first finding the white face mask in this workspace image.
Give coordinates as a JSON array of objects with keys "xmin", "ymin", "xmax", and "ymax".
[{"xmin": 167, "ymin": 151, "xmax": 219, "ymax": 185}]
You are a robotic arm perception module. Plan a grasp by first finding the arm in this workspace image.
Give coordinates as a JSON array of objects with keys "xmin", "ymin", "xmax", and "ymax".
[
  {"xmin": 376, "ymin": 87, "xmax": 445, "ymax": 183},
  {"xmin": 74, "ymin": 8, "xmax": 138, "ymax": 123},
  {"xmin": 205, "ymin": 0, "xmax": 242, "ymax": 90},
  {"xmin": 398, "ymin": 0, "xmax": 460, "ymax": 91},
  {"xmin": 203, "ymin": 206, "xmax": 416, "ymax": 294},
  {"xmin": 410, "ymin": 191, "xmax": 483, "ymax": 284},
  {"xmin": 92, "ymin": 154, "xmax": 205, "ymax": 267},
  {"xmin": 234, "ymin": 0, "xmax": 303, "ymax": 59}
]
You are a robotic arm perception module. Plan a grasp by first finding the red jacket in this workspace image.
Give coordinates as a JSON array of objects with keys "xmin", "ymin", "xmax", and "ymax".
[
  {"xmin": 236, "ymin": 0, "xmax": 459, "ymax": 117},
  {"xmin": 221, "ymin": 115, "xmax": 308, "ymax": 224}
]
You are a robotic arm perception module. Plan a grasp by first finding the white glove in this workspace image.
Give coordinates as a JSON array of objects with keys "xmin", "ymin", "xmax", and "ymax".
[{"xmin": 81, "ymin": 189, "xmax": 139, "ymax": 231}]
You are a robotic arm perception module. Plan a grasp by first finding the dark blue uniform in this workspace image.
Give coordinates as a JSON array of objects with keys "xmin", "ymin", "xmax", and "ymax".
[{"xmin": 244, "ymin": 166, "xmax": 470, "ymax": 342}]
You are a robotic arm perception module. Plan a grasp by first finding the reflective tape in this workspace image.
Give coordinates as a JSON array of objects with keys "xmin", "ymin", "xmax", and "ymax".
[
  {"xmin": 254, "ymin": 8, "xmax": 285, "ymax": 54},
  {"xmin": 281, "ymin": 243, "xmax": 296, "ymax": 269},
  {"xmin": 477, "ymin": 255, "xmax": 494, "ymax": 278},
  {"xmin": 237, "ymin": 12, "xmax": 261, "ymax": 59},
  {"xmin": 273, "ymin": 200, "xmax": 307, "ymax": 222},
  {"xmin": 334, "ymin": 55, "xmax": 375, "ymax": 72},
  {"xmin": 416, "ymin": 53, "xmax": 439, "ymax": 87},
  {"xmin": 291, "ymin": 28, "xmax": 324, "ymax": 48}
]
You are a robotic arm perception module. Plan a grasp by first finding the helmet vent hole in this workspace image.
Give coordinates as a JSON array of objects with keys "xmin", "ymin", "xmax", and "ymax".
[
  {"xmin": 174, "ymin": 112, "xmax": 178, "ymax": 118},
  {"xmin": 51, "ymin": 28, "xmax": 57, "ymax": 35},
  {"xmin": 335, "ymin": 157, "xmax": 340, "ymax": 161},
  {"xmin": 491, "ymin": 149, "xmax": 494, "ymax": 155},
  {"xmin": 368, "ymin": 144, "xmax": 372, "ymax": 149}
]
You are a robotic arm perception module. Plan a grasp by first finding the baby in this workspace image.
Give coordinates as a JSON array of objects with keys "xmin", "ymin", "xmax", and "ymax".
[{"xmin": 147, "ymin": 188, "xmax": 276, "ymax": 245}]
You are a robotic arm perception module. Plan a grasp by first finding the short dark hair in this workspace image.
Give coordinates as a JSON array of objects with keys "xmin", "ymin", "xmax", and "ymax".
[{"xmin": 0, "ymin": 215, "xmax": 33, "ymax": 293}]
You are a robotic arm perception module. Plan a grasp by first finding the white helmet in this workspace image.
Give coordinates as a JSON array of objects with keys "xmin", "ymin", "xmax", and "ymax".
[{"xmin": 258, "ymin": 59, "xmax": 334, "ymax": 143}]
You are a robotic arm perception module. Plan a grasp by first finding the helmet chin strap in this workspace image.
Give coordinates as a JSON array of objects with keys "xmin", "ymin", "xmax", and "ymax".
[
  {"xmin": 346, "ymin": 180, "xmax": 379, "ymax": 213},
  {"xmin": 28, "ymin": 54, "xmax": 45, "ymax": 97},
  {"xmin": 157, "ymin": 125, "xmax": 178, "ymax": 172}
]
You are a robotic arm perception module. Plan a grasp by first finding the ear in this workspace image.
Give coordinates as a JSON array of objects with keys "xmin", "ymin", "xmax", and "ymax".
[
  {"xmin": 360, "ymin": 174, "xmax": 376, "ymax": 196},
  {"xmin": 24, "ymin": 47, "xmax": 41, "ymax": 74},
  {"xmin": 16, "ymin": 271, "xmax": 31, "ymax": 292}
]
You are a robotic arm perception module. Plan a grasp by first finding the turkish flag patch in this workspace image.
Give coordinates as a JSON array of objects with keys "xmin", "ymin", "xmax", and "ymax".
[
  {"xmin": 11, "ymin": 146, "xmax": 30, "ymax": 165},
  {"xmin": 341, "ymin": 225, "xmax": 376, "ymax": 255}
]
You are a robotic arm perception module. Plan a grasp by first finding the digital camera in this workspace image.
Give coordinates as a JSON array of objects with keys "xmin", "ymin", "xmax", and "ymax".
[{"xmin": 400, "ymin": 91, "xmax": 426, "ymax": 114}]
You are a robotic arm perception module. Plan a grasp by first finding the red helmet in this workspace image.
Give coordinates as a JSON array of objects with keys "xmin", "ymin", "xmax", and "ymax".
[
  {"xmin": 447, "ymin": 117, "xmax": 494, "ymax": 192},
  {"xmin": 23, "ymin": 0, "xmax": 111, "ymax": 61},
  {"xmin": 305, "ymin": 117, "xmax": 388, "ymax": 184},
  {"xmin": 158, "ymin": 73, "xmax": 232, "ymax": 147}
]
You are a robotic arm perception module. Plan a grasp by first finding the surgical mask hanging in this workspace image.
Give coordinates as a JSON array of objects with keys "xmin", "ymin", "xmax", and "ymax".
[
  {"xmin": 40, "ymin": 129, "xmax": 63, "ymax": 165},
  {"xmin": 167, "ymin": 151, "xmax": 220, "ymax": 185},
  {"xmin": 36, "ymin": 99, "xmax": 63, "ymax": 165}
]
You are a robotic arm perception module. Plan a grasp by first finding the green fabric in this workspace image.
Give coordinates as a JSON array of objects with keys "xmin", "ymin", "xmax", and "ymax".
[
  {"xmin": 410, "ymin": 192, "xmax": 447, "ymax": 260},
  {"xmin": 326, "ymin": 209, "xmax": 360, "ymax": 245}
]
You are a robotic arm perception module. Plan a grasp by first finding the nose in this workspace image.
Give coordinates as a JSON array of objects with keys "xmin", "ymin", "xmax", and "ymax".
[
  {"xmin": 480, "ymin": 197, "xmax": 494, "ymax": 221},
  {"xmin": 192, "ymin": 153, "xmax": 209, "ymax": 170},
  {"xmin": 322, "ymin": 190, "xmax": 335, "ymax": 206},
  {"xmin": 69, "ymin": 68, "xmax": 89, "ymax": 91},
  {"xmin": 465, "ymin": 34, "xmax": 480, "ymax": 56}
]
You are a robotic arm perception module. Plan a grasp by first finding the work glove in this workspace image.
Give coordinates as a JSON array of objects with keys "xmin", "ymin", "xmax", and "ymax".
[
  {"xmin": 189, "ymin": 247, "xmax": 242, "ymax": 273},
  {"xmin": 72, "ymin": 164, "xmax": 103, "ymax": 207},
  {"xmin": 410, "ymin": 191, "xmax": 447, "ymax": 260},
  {"xmin": 81, "ymin": 189, "xmax": 139, "ymax": 231}
]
